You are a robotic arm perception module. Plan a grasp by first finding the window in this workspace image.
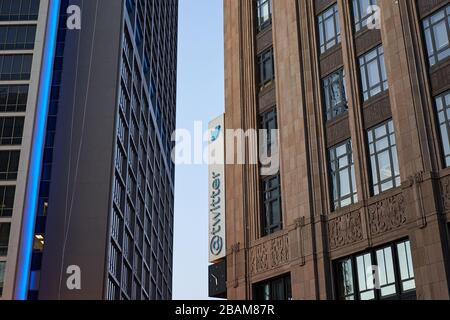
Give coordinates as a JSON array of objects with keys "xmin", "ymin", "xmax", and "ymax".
[
  {"xmin": 0, "ymin": 25, "xmax": 36, "ymax": 50},
  {"xmin": 261, "ymin": 175, "xmax": 282, "ymax": 236},
  {"xmin": 260, "ymin": 108, "xmax": 277, "ymax": 157},
  {"xmin": 258, "ymin": 48, "xmax": 274, "ymax": 87},
  {"xmin": 0, "ymin": 222, "xmax": 11, "ymax": 256},
  {"xmin": 0, "ymin": 85, "xmax": 28, "ymax": 112},
  {"xmin": 435, "ymin": 91, "xmax": 450, "ymax": 166},
  {"xmin": 107, "ymin": 277, "xmax": 119, "ymax": 300},
  {"xmin": 0, "ymin": 117, "xmax": 24, "ymax": 145},
  {"xmin": 317, "ymin": 4, "xmax": 341, "ymax": 54},
  {"xmin": 254, "ymin": 274, "xmax": 292, "ymax": 300},
  {"xmin": 329, "ymin": 140, "xmax": 357, "ymax": 211},
  {"xmin": 0, "ymin": 54, "xmax": 33, "ymax": 80},
  {"xmin": 367, "ymin": 119, "xmax": 400, "ymax": 195},
  {"xmin": 0, "ymin": 185, "xmax": 14, "ymax": 217},
  {"xmin": 396, "ymin": 241, "xmax": 416, "ymax": 293},
  {"xmin": 335, "ymin": 240, "xmax": 416, "ymax": 300},
  {"xmin": 256, "ymin": 0, "xmax": 272, "ymax": 31},
  {"xmin": 359, "ymin": 46, "xmax": 388, "ymax": 101},
  {"xmin": 0, "ymin": 261, "xmax": 5, "ymax": 296},
  {"xmin": 323, "ymin": 68, "xmax": 347, "ymax": 120},
  {"xmin": 352, "ymin": 0, "xmax": 378, "ymax": 32},
  {"xmin": 422, "ymin": 4, "xmax": 450, "ymax": 67},
  {"xmin": 0, "ymin": 0, "xmax": 40, "ymax": 21},
  {"xmin": 0, "ymin": 150, "xmax": 20, "ymax": 180}
]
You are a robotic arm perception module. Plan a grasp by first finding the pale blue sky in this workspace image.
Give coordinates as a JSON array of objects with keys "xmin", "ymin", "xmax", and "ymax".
[{"xmin": 173, "ymin": 0, "xmax": 224, "ymax": 300}]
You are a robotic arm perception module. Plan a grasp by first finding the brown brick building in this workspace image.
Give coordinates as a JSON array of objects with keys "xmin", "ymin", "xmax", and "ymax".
[{"xmin": 218, "ymin": 0, "xmax": 450, "ymax": 300}]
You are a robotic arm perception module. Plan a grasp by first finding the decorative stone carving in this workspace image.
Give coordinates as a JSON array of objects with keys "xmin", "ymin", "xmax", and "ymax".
[
  {"xmin": 440, "ymin": 176, "xmax": 450, "ymax": 212},
  {"xmin": 250, "ymin": 234, "xmax": 289, "ymax": 275},
  {"xmin": 294, "ymin": 217, "xmax": 306, "ymax": 266},
  {"xmin": 328, "ymin": 210, "xmax": 363, "ymax": 250},
  {"xmin": 368, "ymin": 193, "xmax": 407, "ymax": 236}
]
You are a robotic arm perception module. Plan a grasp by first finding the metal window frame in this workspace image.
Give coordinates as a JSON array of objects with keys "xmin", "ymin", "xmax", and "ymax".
[
  {"xmin": 318, "ymin": 3, "xmax": 341, "ymax": 54},
  {"xmin": 352, "ymin": 0, "xmax": 378, "ymax": 32},
  {"xmin": 329, "ymin": 139, "xmax": 357, "ymax": 211},
  {"xmin": 367, "ymin": 119, "xmax": 400, "ymax": 196},
  {"xmin": 434, "ymin": 91, "xmax": 450, "ymax": 166},
  {"xmin": 335, "ymin": 239, "xmax": 416, "ymax": 300},
  {"xmin": 256, "ymin": 0, "xmax": 272, "ymax": 31},
  {"xmin": 261, "ymin": 174, "xmax": 282, "ymax": 237},
  {"xmin": 259, "ymin": 107, "xmax": 278, "ymax": 156},
  {"xmin": 359, "ymin": 46, "xmax": 388, "ymax": 101},
  {"xmin": 258, "ymin": 47, "xmax": 274, "ymax": 87},
  {"xmin": 253, "ymin": 273, "xmax": 292, "ymax": 300},
  {"xmin": 0, "ymin": 25, "xmax": 37, "ymax": 50},
  {"xmin": 323, "ymin": 68, "xmax": 348, "ymax": 121},
  {"xmin": 422, "ymin": 4, "xmax": 450, "ymax": 67}
]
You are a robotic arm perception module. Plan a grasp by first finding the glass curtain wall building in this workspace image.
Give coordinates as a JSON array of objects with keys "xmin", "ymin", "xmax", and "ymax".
[{"xmin": 0, "ymin": 0, "xmax": 177, "ymax": 300}]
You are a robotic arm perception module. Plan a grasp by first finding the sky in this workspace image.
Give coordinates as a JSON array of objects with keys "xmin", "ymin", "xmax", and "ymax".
[{"xmin": 173, "ymin": 0, "xmax": 224, "ymax": 300}]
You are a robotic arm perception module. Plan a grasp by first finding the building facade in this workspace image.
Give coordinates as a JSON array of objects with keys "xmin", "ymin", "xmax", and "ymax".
[
  {"xmin": 0, "ymin": 0, "xmax": 177, "ymax": 300},
  {"xmin": 220, "ymin": 0, "xmax": 450, "ymax": 300}
]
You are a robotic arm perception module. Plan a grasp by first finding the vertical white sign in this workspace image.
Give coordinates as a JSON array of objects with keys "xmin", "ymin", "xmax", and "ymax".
[{"xmin": 208, "ymin": 115, "xmax": 226, "ymax": 263}]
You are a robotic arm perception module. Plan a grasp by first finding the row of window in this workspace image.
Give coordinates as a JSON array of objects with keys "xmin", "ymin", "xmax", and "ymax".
[
  {"xmin": 0, "ymin": 0, "xmax": 40, "ymax": 21},
  {"xmin": 256, "ymin": 0, "xmax": 379, "ymax": 36},
  {"xmin": 323, "ymin": 44, "xmax": 388, "ymax": 122},
  {"xmin": 259, "ymin": 112, "xmax": 400, "ymax": 228},
  {"xmin": 0, "ymin": 54, "xmax": 33, "ymax": 81},
  {"xmin": 254, "ymin": 274, "xmax": 292, "ymax": 300},
  {"xmin": 0, "ymin": 150, "xmax": 19, "ymax": 181},
  {"xmin": 0, "ymin": 85, "xmax": 29, "ymax": 112},
  {"xmin": 258, "ymin": 40, "xmax": 387, "ymax": 115},
  {"xmin": 321, "ymin": 2, "xmax": 450, "ymax": 121},
  {"xmin": 252, "ymin": 239, "xmax": 416, "ymax": 300},
  {"xmin": 329, "ymin": 119, "xmax": 400, "ymax": 210},
  {"xmin": 0, "ymin": 25, "xmax": 36, "ymax": 50},
  {"xmin": 257, "ymin": 3, "xmax": 450, "ymax": 231},
  {"xmin": 256, "ymin": 1, "xmax": 450, "ymax": 96},
  {"xmin": 107, "ymin": 5, "xmax": 176, "ymax": 299},
  {"xmin": 336, "ymin": 240, "xmax": 415, "ymax": 300},
  {"xmin": 0, "ymin": 116, "xmax": 24, "ymax": 145}
]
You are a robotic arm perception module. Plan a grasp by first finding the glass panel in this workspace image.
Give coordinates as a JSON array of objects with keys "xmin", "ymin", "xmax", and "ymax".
[
  {"xmin": 376, "ymin": 247, "xmax": 397, "ymax": 297},
  {"xmin": 367, "ymin": 60, "xmax": 381, "ymax": 87},
  {"xmin": 0, "ymin": 261, "xmax": 5, "ymax": 296},
  {"xmin": 337, "ymin": 259, "xmax": 354, "ymax": 299},
  {"xmin": 377, "ymin": 150, "xmax": 392, "ymax": 180},
  {"xmin": 433, "ymin": 21, "xmax": 449, "ymax": 50},
  {"xmin": 339, "ymin": 170, "xmax": 350, "ymax": 196},
  {"xmin": 397, "ymin": 242, "xmax": 409, "ymax": 280},
  {"xmin": 0, "ymin": 223, "xmax": 11, "ymax": 256}
]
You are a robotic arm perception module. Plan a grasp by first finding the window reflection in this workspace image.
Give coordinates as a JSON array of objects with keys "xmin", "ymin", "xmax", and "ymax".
[{"xmin": 335, "ymin": 240, "xmax": 416, "ymax": 300}]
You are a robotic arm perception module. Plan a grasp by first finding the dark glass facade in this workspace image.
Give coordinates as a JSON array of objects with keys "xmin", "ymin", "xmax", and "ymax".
[
  {"xmin": 20, "ymin": 0, "xmax": 177, "ymax": 301},
  {"xmin": 107, "ymin": 0, "xmax": 177, "ymax": 300}
]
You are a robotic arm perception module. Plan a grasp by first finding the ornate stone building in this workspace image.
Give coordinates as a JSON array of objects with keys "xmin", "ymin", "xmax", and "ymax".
[{"xmin": 220, "ymin": 0, "xmax": 450, "ymax": 300}]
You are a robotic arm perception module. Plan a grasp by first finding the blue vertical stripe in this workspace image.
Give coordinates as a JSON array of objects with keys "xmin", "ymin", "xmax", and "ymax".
[{"xmin": 15, "ymin": 0, "xmax": 61, "ymax": 300}]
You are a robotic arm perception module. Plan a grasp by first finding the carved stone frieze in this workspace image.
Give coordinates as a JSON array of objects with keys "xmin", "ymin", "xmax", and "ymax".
[
  {"xmin": 328, "ymin": 210, "xmax": 363, "ymax": 250},
  {"xmin": 440, "ymin": 175, "xmax": 450, "ymax": 212},
  {"xmin": 368, "ymin": 193, "xmax": 407, "ymax": 236},
  {"xmin": 250, "ymin": 234, "xmax": 289, "ymax": 275}
]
